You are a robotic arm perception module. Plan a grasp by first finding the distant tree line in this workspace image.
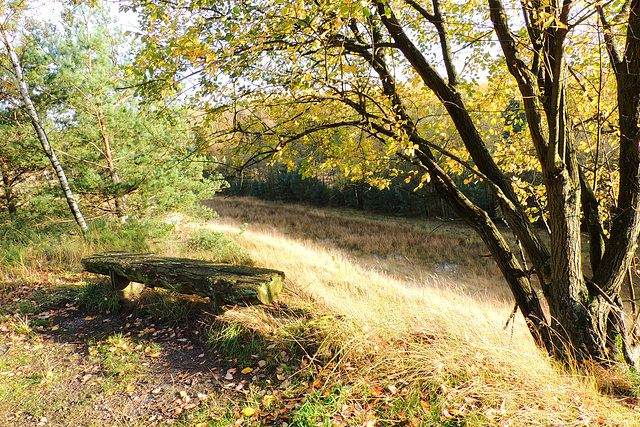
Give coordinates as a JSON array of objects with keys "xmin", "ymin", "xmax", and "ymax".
[{"xmin": 224, "ymin": 164, "xmax": 496, "ymax": 219}]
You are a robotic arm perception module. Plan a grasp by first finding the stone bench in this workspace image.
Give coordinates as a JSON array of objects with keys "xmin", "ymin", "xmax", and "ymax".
[{"xmin": 81, "ymin": 251, "xmax": 285, "ymax": 312}]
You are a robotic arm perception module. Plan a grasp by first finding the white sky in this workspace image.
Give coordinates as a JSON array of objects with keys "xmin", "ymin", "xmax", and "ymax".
[{"xmin": 24, "ymin": 0, "xmax": 139, "ymax": 32}]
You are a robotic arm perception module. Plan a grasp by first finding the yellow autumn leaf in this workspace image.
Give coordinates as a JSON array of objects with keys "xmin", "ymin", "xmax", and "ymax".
[
  {"xmin": 343, "ymin": 65, "xmax": 357, "ymax": 74},
  {"xmin": 241, "ymin": 367, "xmax": 254, "ymax": 374},
  {"xmin": 241, "ymin": 407, "xmax": 256, "ymax": 416}
]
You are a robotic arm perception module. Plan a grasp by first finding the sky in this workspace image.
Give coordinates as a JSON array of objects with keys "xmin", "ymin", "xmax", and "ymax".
[{"xmin": 25, "ymin": 0, "xmax": 139, "ymax": 32}]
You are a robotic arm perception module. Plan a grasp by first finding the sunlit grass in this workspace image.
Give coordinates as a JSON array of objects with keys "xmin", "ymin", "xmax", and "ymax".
[
  {"xmin": 198, "ymin": 198, "xmax": 640, "ymax": 426},
  {"xmin": 203, "ymin": 197, "xmax": 502, "ymax": 277},
  {"xmin": 0, "ymin": 199, "xmax": 639, "ymax": 425}
]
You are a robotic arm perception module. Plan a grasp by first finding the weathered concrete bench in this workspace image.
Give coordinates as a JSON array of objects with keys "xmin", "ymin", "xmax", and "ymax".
[{"xmin": 81, "ymin": 251, "xmax": 285, "ymax": 312}]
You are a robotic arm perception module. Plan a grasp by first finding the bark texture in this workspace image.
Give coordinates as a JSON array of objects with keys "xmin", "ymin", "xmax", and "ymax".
[{"xmin": 82, "ymin": 251, "xmax": 285, "ymax": 311}]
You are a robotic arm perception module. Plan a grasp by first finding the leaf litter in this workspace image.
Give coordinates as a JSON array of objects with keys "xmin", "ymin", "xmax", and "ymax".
[{"xmin": 0, "ymin": 277, "xmax": 358, "ymax": 426}]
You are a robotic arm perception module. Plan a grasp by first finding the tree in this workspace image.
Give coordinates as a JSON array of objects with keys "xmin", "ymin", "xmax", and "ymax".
[
  {"xmin": 50, "ymin": 2, "xmax": 130, "ymax": 218},
  {"xmin": 128, "ymin": 0, "xmax": 640, "ymax": 366},
  {"xmin": 1, "ymin": 1, "xmax": 226, "ymax": 225},
  {"xmin": 0, "ymin": 4, "xmax": 89, "ymax": 233}
]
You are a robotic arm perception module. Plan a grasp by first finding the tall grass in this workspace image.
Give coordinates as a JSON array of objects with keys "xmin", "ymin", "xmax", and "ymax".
[
  {"xmin": 0, "ymin": 217, "xmax": 174, "ymax": 279},
  {"xmin": 203, "ymin": 197, "xmax": 501, "ymax": 277},
  {"xmin": 200, "ymin": 197, "xmax": 640, "ymax": 426}
]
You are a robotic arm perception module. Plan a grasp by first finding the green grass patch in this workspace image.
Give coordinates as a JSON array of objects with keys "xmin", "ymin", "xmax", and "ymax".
[
  {"xmin": 187, "ymin": 229, "xmax": 253, "ymax": 265},
  {"xmin": 0, "ymin": 217, "xmax": 174, "ymax": 276},
  {"xmin": 136, "ymin": 287, "xmax": 201, "ymax": 323},
  {"xmin": 206, "ymin": 320, "xmax": 266, "ymax": 365},
  {"xmin": 76, "ymin": 280, "xmax": 121, "ymax": 313},
  {"xmin": 87, "ymin": 333, "xmax": 151, "ymax": 380}
]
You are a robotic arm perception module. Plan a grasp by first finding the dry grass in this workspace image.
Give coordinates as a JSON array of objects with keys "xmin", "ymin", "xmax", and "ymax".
[
  {"xmin": 204, "ymin": 197, "xmax": 515, "ymax": 300},
  {"xmin": 2, "ymin": 198, "xmax": 639, "ymax": 425},
  {"xmin": 192, "ymin": 196, "xmax": 640, "ymax": 426}
]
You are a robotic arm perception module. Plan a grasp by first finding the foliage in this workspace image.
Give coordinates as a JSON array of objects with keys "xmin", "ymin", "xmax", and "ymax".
[
  {"xmin": 187, "ymin": 229, "xmax": 253, "ymax": 265},
  {"xmin": 0, "ymin": 0, "xmax": 226, "ymax": 230},
  {"xmin": 0, "ymin": 216, "xmax": 173, "ymax": 273}
]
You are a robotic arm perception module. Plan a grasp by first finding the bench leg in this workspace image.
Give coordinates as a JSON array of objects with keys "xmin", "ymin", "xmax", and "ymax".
[
  {"xmin": 109, "ymin": 270, "xmax": 130, "ymax": 291},
  {"xmin": 209, "ymin": 295, "xmax": 222, "ymax": 314}
]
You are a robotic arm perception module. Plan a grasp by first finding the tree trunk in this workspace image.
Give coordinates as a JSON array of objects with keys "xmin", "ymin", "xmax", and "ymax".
[
  {"xmin": 82, "ymin": 251, "xmax": 285, "ymax": 311},
  {"xmin": 0, "ymin": 24, "xmax": 89, "ymax": 233},
  {"xmin": 98, "ymin": 113, "xmax": 126, "ymax": 218},
  {"xmin": 0, "ymin": 158, "xmax": 17, "ymax": 214}
]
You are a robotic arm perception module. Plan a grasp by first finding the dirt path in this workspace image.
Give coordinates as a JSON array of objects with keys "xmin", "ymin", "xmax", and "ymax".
[{"xmin": 0, "ymin": 274, "xmax": 304, "ymax": 426}]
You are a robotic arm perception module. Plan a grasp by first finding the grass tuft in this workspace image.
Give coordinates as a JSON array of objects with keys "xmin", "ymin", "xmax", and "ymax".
[{"xmin": 76, "ymin": 280, "xmax": 121, "ymax": 313}]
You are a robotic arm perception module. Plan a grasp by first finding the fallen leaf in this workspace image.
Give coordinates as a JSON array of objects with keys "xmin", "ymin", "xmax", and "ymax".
[
  {"xmin": 241, "ymin": 367, "xmax": 253, "ymax": 374},
  {"xmin": 370, "ymin": 386, "xmax": 384, "ymax": 397},
  {"xmin": 241, "ymin": 407, "xmax": 256, "ymax": 417},
  {"xmin": 262, "ymin": 395, "xmax": 276, "ymax": 406},
  {"xmin": 258, "ymin": 360, "xmax": 267, "ymax": 367},
  {"xmin": 126, "ymin": 384, "xmax": 136, "ymax": 393},
  {"xmin": 420, "ymin": 400, "xmax": 430, "ymax": 411}
]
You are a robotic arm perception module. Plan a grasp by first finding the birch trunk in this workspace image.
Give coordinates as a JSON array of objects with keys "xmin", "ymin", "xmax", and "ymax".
[{"xmin": 0, "ymin": 24, "xmax": 89, "ymax": 233}]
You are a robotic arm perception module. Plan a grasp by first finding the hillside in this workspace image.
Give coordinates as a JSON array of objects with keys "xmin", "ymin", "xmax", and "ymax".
[{"xmin": 0, "ymin": 197, "xmax": 639, "ymax": 426}]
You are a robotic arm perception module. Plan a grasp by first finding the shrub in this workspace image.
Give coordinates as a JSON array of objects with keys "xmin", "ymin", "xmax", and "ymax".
[{"xmin": 186, "ymin": 229, "xmax": 253, "ymax": 265}]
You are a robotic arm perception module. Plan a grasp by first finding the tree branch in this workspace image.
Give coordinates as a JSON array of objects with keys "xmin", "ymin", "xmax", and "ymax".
[
  {"xmin": 489, "ymin": 0, "xmax": 549, "ymax": 164},
  {"xmin": 405, "ymin": 0, "xmax": 458, "ymax": 85}
]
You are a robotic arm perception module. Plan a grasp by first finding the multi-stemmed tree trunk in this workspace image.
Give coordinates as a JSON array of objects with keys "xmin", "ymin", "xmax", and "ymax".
[
  {"xmin": 0, "ymin": 24, "xmax": 89, "ymax": 234},
  {"xmin": 129, "ymin": 0, "xmax": 640, "ymax": 365}
]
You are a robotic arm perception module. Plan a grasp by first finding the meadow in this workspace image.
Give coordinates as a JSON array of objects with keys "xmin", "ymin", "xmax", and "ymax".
[{"xmin": 0, "ymin": 196, "xmax": 638, "ymax": 426}]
